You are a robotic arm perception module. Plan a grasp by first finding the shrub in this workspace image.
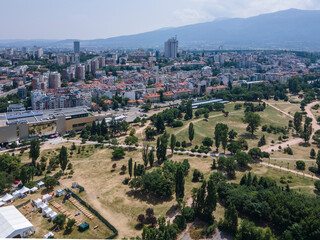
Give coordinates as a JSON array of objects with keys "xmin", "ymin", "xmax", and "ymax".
[
  {"xmin": 181, "ymin": 141, "xmax": 187, "ymax": 148},
  {"xmin": 296, "ymin": 160, "xmax": 306, "ymax": 170},
  {"xmin": 173, "ymin": 215, "xmax": 186, "ymax": 232},
  {"xmin": 315, "ymin": 180, "xmax": 320, "ymax": 192},
  {"xmin": 182, "ymin": 206, "xmax": 195, "ymax": 222},
  {"xmin": 172, "ymin": 120, "xmax": 183, "ymax": 128},
  {"xmin": 176, "ymin": 141, "xmax": 181, "ymax": 147}
]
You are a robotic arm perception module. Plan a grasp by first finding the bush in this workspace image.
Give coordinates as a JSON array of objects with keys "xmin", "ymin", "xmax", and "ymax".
[
  {"xmin": 172, "ymin": 120, "xmax": 183, "ymax": 128},
  {"xmin": 182, "ymin": 206, "xmax": 195, "ymax": 222},
  {"xmin": 192, "ymin": 169, "xmax": 202, "ymax": 182},
  {"xmin": 176, "ymin": 141, "xmax": 181, "ymax": 147},
  {"xmin": 173, "ymin": 215, "xmax": 186, "ymax": 232},
  {"xmin": 123, "ymin": 177, "xmax": 130, "ymax": 185},
  {"xmin": 309, "ymin": 166, "xmax": 318, "ymax": 174},
  {"xmin": 296, "ymin": 160, "xmax": 306, "ymax": 170},
  {"xmin": 181, "ymin": 141, "xmax": 187, "ymax": 148},
  {"xmin": 315, "ymin": 180, "xmax": 320, "ymax": 192}
]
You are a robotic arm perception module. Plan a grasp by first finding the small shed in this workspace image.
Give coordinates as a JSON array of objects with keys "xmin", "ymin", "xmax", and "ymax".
[
  {"xmin": 37, "ymin": 181, "xmax": 45, "ymax": 189},
  {"xmin": 78, "ymin": 222, "xmax": 89, "ymax": 232},
  {"xmin": 56, "ymin": 189, "xmax": 63, "ymax": 197},
  {"xmin": 2, "ymin": 193, "xmax": 13, "ymax": 203},
  {"xmin": 33, "ymin": 199, "xmax": 42, "ymax": 208}
]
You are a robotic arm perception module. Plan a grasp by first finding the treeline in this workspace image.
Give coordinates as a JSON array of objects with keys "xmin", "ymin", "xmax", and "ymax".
[
  {"xmin": 80, "ymin": 118, "xmax": 130, "ymax": 142},
  {"xmin": 218, "ymin": 172, "xmax": 320, "ymax": 239}
]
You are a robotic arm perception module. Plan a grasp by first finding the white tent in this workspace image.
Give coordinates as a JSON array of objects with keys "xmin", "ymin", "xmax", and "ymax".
[
  {"xmin": 39, "ymin": 203, "xmax": 48, "ymax": 212},
  {"xmin": 0, "ymin": 206, "xmax": 34, "ymax": 238},
  {"xmin": 33, "ymin": 199, "xmax": 42, "ymax": 208},
  {"xmin": 0, "ymin": 202, "xmax": 5, "ymax": 207},
  {"xmin": 48, "ymin": 212, "xmax": 57, "ymax": 220},
  {"xmin": 12, "ymin": 190, "xmax": 21, "ymax": 199},
  {"xmin": 43, "ymin": 208, "xmax": 53, "ymax": 217},
  {"xmin": 19, "ymin": 186, "xmax": 30, "ymax": 195},
  {"xmin": 30, "ymin": 187, "xmax": 38, "ymax": 193},
  {"xmin": 37, "ymin": 181, "xmax": 45, "ymax": 189},
  {"xmin": 2, "ymin": 193, "xmax": 13, "ymax": 203}
]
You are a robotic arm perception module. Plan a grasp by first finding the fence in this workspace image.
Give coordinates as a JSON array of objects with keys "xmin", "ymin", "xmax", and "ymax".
[{"xmin": 65, "ymin": 189, "xmax": 118, "ymax": 239}]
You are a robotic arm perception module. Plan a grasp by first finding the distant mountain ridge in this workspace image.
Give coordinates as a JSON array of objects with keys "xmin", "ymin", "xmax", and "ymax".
[{"xmin": 2, "ymin": 9, "xmax": 320, "ymax": 50}]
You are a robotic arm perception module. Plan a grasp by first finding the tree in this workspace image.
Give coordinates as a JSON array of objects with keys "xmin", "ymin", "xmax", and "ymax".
[
  {"xmin": 148, "ymin": 149, "xmax": 155, "ymax": 167},
  {"xmin": 214, "ymin": 123, "xmax": 228, "ymax": 152},
  {"xmin": 243, "ymin": 112, "xmax": 261, "ymax": 135},
  {"xmin": 219, "ymin": 203, "xmax": 238, "ymax": 236},
  {"xmin": 227, "ymin": 142, "xmax": 241, "ymax": 155},
  {"xmin": 128, "ymin": 158, "xmax": 133, "ymax": 178},
  {"xmin": 29, "ymin": 139, "xmax": 40, "ymax": 165},
  {"xmin": 66, "ymin": 219, "xmax": 76, "ymax": 232},
  {"xmin": 142, "ymin": 143, "xmax": 149, "ymax": 167},
  {"xmin": 294, "ymin": 112, "xmax": 302, "ymax": 134},
  {"xmin": 258, "ymin": 135, "xmax": 266, "ymax": 147},
  {"xmin": 301, "ymin": 117, "xmax": 312, "ymax": 143},
  {"xmin": 170, "ymin": 134, "xmax": 176, "ymax": 154},
  {"xmin": 234, "ymin": 151, "xmax": 253, "ymax": 168},
  {"xmin": 156, "ymin": 133, "xmax": 169, "ymax": 163},
  {"xmin": 288, "ymin": 77, "xmax": 301, "ymax": 94},
  {"xmin": 314, "ymin": 180, "xmax": 320, "ymax": 192},
  {"xmin": 44, "ymin": 177, "xmax": 56, "ymax": 189},
  {"xmin": 188, "ymin": 123, "xmax": 194, "ymax": 143},
  {"xmin": 112, "ymin": 147, "xmax": 126, "ymax": 159},
  {"xmin": 228, "ymin": 129, "xmax": 238, "ymax": 141},
  {"xmin": 204, "ymin": 178, "xmax": 217, "ymax": 223},
  {"xmin": 175, "ymin": 166, "xmax": 185, "ymax": 201},
  {"xmin": 236, "ymin": 219, "xmax": 264, "ymax": 240},
  {"xmin": 224, "ymin": 158, "xmax": 236, "ymax": 178},
  {"xmin": 310, "ymin": 149, "xmax": 316, "ymax": 159},
  {"xmin": 184, "ymin": 100, "xmax": 193, "ymax": 120},
  {"xmin": 59, "ymin": 146, "xmax": 68, "ymax": 173},
  {"xmin": 155, "ymin": 115, "xmax": 165, "ymax": 133},
  {"xmin": 53, "ymin": 214, "xmax": 66, "ymax": 229},
  {"xmin": 202, "ymin": 137, "xmax": 213, "ymax": 148},
  {"xmin": 145, "ymin": 127, "xmax": 157, "ymax": 140},
  {"xmin": 296, "ymin": 160, "xmax": 306, "ymax": 170},
  {"xmin": 317, "ymin": 150, "xmax": 320, "ymax": 173}
]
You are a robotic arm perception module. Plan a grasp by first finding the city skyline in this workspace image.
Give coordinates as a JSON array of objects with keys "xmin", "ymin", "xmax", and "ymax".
[{"xmin": 1, "ymin": 0, "xmax": 320, "ymax": 40}]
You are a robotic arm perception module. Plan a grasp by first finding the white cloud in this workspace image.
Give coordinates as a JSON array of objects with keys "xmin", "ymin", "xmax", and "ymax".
[{"xmin": 172, "ymin": 8, "xmax": 215, "ymax": 26}]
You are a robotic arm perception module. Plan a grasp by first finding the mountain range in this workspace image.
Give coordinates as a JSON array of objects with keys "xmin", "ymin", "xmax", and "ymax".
[{"xmin": 1, "ymin": 8, "xmax": 320, "ymax": 50}]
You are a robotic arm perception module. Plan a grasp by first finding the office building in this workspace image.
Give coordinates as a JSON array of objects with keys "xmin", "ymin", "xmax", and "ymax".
[
  {"xmin": 74, "ymin": 41, "xmax": 80, "ymax": 54},
  {"xmin": 164, "ymin": 37, "xmax": 178, "ymax": 58}
]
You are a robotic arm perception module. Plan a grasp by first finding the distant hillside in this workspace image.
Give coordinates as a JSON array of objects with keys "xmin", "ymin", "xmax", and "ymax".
[{"xmin": 2, "ymin": 9, "xmax": 320, "ymax": 50}]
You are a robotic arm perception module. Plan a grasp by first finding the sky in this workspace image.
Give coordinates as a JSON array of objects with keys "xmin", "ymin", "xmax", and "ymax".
[{"xmin": 1, "ymin": 0, "xmax": 320, "ymax": 40}]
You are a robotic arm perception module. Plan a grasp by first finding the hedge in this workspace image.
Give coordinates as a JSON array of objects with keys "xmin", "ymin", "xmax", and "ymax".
[
  {"xmin": 16, "ymin": 199, "xmax": 30, "ymax": 209},
  {"xmin": 66, "ymin": 189, "xmax": 118, "ymax": 239}
]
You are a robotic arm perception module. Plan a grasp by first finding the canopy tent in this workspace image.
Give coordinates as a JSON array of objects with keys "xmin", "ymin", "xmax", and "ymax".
[
  {"xmin": 0, "ymin": 202, "xmax": 5, "ymax": 207},
  {"xmin": 12, "ymin": 190, "xmax": 21, "ymax": 199},
  {"xmin": 30, "ymin": 187, "xmax": 38, "ymax": 193},
  {"xmin": 48, "ymin": 212, "xmax": 57, "ymax": 220},
  {"xmin": 37, "ymin": 181, "xmax": 45, "ymax": 189},
  {"xmin": 78, "ymin": 222, "xmax": 89, "ymax": 232},
  {"xmin": 43, "ymin": 208, "xmax": 53, "ymax": 217},
  {"xmin": 33, "ymin": 199, "xmax": 42, "ymax": 208},
  {"xmin": 42, "ymin": 194, "xmax": 53, "ymax": 202},
  {"xmin": 1, "ymin": 193, "xmax": 13, "ymax": 203},
  {"xmin": 19, "ymin": 186, "xmax": 30, "ymax": 195},
  {"xmin": 56, "ymin": 189, "xmax": 63, "ymax": 197},
  {"xmin": 0, "ymin": 206, "xmax": 34, "ymax": 238},
  {"xmin": 39, "ymin": 203, "xmax": 48, "ymax": 212}
]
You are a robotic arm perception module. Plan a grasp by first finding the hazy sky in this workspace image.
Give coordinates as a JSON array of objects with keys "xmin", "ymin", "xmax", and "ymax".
[{"xmin": 1, "ymin": 0, "xmax": 320, "ymax": 40}]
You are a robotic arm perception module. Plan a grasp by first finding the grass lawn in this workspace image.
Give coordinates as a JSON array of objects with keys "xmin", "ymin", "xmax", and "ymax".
[
  {"xmin": 162, "ymin": 104, "xmax": 293, "ymax": 152},
  {"xmin": 266, "ymin": 99, "xmax": 300, "ymax": 115}
]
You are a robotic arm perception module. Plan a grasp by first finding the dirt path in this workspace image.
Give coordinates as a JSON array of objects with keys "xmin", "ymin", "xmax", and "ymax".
[{"xmin": 261, "ymin": 162, "xmax": 320, "ymax": 180}]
